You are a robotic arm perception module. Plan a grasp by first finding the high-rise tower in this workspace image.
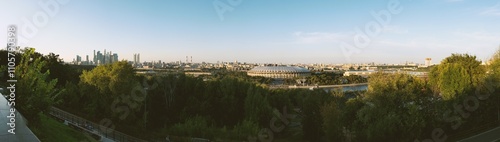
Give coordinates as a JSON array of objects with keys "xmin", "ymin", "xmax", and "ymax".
[
  {"xmin": 425, "ymin": 58, "xmax": 432, "ymax": 66},
  {"xmin": 133, "ymin": 54, "xmax": 136, "ymax": 63}
]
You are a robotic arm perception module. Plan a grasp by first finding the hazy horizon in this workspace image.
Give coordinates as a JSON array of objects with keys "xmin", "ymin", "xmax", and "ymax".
[{"xmin": 1, "ymin": 0, "xmax": 500, "ymax": 64}]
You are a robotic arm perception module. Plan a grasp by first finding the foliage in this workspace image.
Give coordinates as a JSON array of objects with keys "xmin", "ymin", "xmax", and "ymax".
[
  {"xmin": 0, "ymin": 50, "xmax": 79, "ymax": 87},
  {"xmin": 44, "ymin": 53, "xmax": 80, "ymax": 86},
  {"xmin": 308, "ymin": 72, "xmax": 341, "ymax": 85},
  {"xmin": 429, "ymin": 54, "xmax": 485, "ymax": 100},
  {"xmin": 301, "ymin": 90, "xmax": 330, "ymax": 141},
  {"xmin": 321, "ymin": 100, "xmax": 344, "ymax": 141},
  {"xmin": 352, "ymin": 73, "xmax": 432, "ymax": 141},
  {"xmin": 307, "ymin": 72, "xmax": 367, "ymax": 85},
  {"xmin": 230, "ymin": 119, "xmax": 260, "ymax": 140},
  {"xmin": 16, "ymin": 48, "xmax": 61, "ymax": 126},
  {"xmin": 37, "ymin": 47, "xmax": 500, "ymax": 141},
  {"xmin": 490, "ymin": 47, "xmax": 500, "ymax": 82},
  {"xmin": 80, "ymin": 61, "xmax": 138, "ymax": 96},
  {"xmin": 343, "ymin": 75, "xmax": 368, "ymax": 84},
  {"xmin": 244, "ymin": 86, "xmax": 273, "ymax": 126},
  {"xmin": 169, "ymin": 116, "xmax": 214, "ymax": 139}
]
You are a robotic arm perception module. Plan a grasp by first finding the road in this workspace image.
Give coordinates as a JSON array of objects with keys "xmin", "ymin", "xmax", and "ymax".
[{"xmin": 458, "ymin": 126, "xmax": 500, "ymax": 142}]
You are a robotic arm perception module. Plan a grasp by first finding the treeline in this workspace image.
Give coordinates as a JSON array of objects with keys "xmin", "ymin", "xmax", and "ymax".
[
  {"xmin": 0, "ymin": 48, "xmax": 80, "ymax": 126},
  {"xmin": 307, "ymin": 72, "xmax": 367, "ymax": 85},
  {"xmin": 1, "ymin": 47, "xmax": 499, "ymax": 141},
  {"xmin": 316, "ymin": 53, "xmax": 500, "ymax": 141},
  {"xmin": 207, "ymin": 69, "xmax": 367, "ymax": 86},
  {"xmin": 60, "ymin": 61, "xmax": 330, "ymax": 140}
]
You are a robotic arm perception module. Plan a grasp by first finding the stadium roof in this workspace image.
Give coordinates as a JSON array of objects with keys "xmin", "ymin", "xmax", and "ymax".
[{"xmin": 248, "ymin": 66, "xmax": 310, "ymax": 73}]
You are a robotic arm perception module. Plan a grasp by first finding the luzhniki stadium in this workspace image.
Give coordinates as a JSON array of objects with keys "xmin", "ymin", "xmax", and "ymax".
[{"xmin": 247, "ymin": 66, "xmax": 311, "ymax": 79}]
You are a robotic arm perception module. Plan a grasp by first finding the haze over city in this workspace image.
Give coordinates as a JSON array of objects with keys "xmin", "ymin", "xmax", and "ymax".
[{"xmin": 1, "ymin": 0, "xmax": 500, "ymax": 64}]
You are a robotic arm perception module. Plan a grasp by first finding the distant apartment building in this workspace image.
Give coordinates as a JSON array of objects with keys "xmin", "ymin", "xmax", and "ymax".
[
  {"xmin": 425, "ymin": 58, "xmax": 432, "ymax": 66},
  {"xmin": 343, "ymin": 71, "xmax": 376, "ymax": 78},
  {"xmin": 343, "ymin": 70, "xmax": 428, "ymax": 78},
  {"xmin": 76, "ymin": 55, "xmax": 81, "ymax": 63},
  {"xmin": 133, "ymin": 53, "xmax": 140, "ymax": 64}
]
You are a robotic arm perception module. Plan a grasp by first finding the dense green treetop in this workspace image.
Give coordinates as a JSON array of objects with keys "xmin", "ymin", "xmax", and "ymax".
[
  {"xmin": 429, "ymin": 54, "xmax": 485, "ymax": 100},
  {"xmin": 15, "ymin": 48, "xmax": 61, "ymax": 126}
]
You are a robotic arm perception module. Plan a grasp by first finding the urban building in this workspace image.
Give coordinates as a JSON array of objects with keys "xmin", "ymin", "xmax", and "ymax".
[
  {"xmin": 343, "ymin": 71, "xmax": 376, "ymax": 78},
  {"xmin": 247, "ymin": 66, "xmax": 311, "ymax": 79},
  {"xmin": 343, "ymin": 70, "xmax": 429, "ymax": 78},
  {"xmin": 425, "ymin": 58, "xmax": 432, "ymax": 66},
  {"xmin": 133, "ymin": 53, "xmax": 140, "ymax": 64},
  {"xmin": 75, "ymin": 49, "xmax": 119, "ymax": 65}
]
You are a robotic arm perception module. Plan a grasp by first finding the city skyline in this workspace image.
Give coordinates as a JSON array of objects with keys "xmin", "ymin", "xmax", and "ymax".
[{"xmin": 1, "ymin": 0, "xmax": 500, "ymax": 64}]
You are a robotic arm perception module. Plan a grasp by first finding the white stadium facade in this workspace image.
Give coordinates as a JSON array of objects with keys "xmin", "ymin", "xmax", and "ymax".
[{"xmin": 247, "ymin": 66, "xmax": 311, "ymax": 79}]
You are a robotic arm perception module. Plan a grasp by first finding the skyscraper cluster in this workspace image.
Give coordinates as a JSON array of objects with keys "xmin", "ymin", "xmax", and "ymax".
[
  {"xmin": 93, "ymin": 49, "xmax": 118, "ymax": 65},
  {"xmin": 73, "ymin": 49, "xmax": 118, "ymax": 65}
]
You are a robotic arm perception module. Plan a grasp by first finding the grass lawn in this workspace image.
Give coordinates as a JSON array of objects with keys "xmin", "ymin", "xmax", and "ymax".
[{"xmin": 29, "ymin": 113, "xmax": 98, "ymax": 142}]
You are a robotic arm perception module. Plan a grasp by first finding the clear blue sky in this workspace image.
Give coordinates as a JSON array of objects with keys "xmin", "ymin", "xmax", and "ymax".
[{"xmin": 1, "ymin": 0, "xmax": 500, "ymax": 64}]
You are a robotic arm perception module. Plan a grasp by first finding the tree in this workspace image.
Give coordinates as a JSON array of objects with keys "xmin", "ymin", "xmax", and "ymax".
[
  {"xmin": 491, "ymin": 48, "xmax": 500, "ymax": 123},
  {"xmin": 480, "ymin": 47, "xmax": 500, "ymax": 125},
  {"xmin": 244, "ymin": 86, "xmax": 272, "ymax": 127},
  {"xmin": 302, "ymin": 90, "xmax": 329, "ymax": 141},
  {"xmin": 79, "ymin": 61, "xmax": 141, "ymax": 120},
  {"xmin": 490, "ymin": 47, "xmax": 500, "ymax": 83},
  {"xmin": 429, "ymin": 54, "xmax": 485, "ymax": 100},
  {"xmin": 343, "ymin": 75, "xmax": 367, "ymax": 84},
  {"xmin": 16, "ymin": 48, "xmax": 61, "ymax": 126},
  {"xmin": 43, "ymin": 53, "xmax": 79, "ymax": 86},
  {"xmin": 321, "ymin": 100, "xmax": 344, "ymax": 141},
  {"xmin": 354, "ymin": 73, "xmax": 431, "ymax": 141},
  {"xmin": 80, "ymin": 61, "xmax": 138, "ymax": 96}
]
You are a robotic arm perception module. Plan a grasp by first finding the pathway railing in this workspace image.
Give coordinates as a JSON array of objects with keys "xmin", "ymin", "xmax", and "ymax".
[{"xmin": 48, "ymin": 107, "xmax": 148, "ymax": 142}]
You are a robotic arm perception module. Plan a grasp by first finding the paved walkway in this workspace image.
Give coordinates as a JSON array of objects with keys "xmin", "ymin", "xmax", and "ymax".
[
  {"xmin": 0, "ymin": 93, "xmax": 40, "ymax": 142},
  {"xmin": 458, "ymin": 126, "xmax": 500, "ymax": 142}
]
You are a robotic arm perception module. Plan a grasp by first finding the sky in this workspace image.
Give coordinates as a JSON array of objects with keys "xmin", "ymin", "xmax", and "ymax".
[{"xmin": 1, "ymin": 0, "xmax": 500, "ymax": 64}]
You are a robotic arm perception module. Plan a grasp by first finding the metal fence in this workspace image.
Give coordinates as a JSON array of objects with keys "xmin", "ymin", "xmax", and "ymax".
[{"xmin": 48, "ymin": 107, "xmax": 148, "ymax": 142}]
